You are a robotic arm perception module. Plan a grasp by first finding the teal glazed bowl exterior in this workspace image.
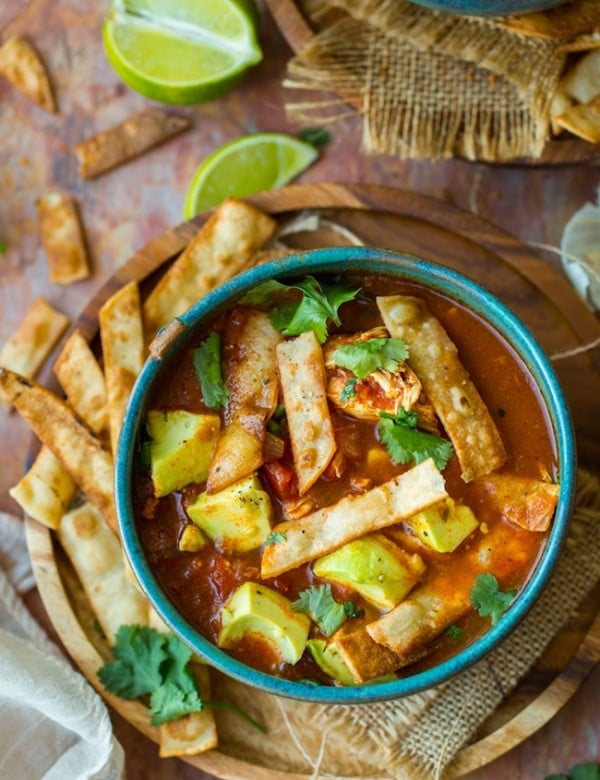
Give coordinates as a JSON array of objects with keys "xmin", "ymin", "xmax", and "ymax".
[
  {"xmin": 407, "ymin": 0, "xmax": 566, "ymax": 15},
  {"xmin": 116, "ymin": 247, "xmax": 575, "ymax": 705}
]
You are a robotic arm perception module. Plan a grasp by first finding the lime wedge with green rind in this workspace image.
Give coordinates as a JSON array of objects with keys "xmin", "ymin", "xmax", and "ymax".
[
  {"xmin": 183, "ymin": 133, "xmax": 319, "ymax": 217},
  {"xmin": 103, "ymin": 0, "xmax": 262, "ymax": 105}
]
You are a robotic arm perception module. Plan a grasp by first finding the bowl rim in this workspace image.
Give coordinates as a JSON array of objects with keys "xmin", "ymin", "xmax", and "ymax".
[
  {"xmin": 117, "ymin": 246, "xmax": 576, "ymax": 704},
  {"xmin": 405, "ymin": 0, "xmax": 566, "ymax": 16}
]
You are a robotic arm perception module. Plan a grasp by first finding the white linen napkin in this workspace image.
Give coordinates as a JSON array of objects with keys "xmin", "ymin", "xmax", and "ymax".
[{"xmin": 0, "ymin": 512, "xmax": 125, "ymax": 780}]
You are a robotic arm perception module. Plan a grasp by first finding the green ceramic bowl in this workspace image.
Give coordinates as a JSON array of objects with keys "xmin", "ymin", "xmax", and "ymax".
[{"xmin": 407, "ymin": 0, "xmax": 566, "ymax": 15}]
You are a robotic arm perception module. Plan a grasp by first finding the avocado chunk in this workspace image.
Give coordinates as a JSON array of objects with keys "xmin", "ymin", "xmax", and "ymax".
[
  {"xmin": 307, "ymin": 639, "xmax": 355, "ymax": 685},
  {"xmin": 218, "ymin": 582, "xmax": 310, "ymax": 665},
  {"xmin": 313, "ymin": 533, "xmax": 425, "ymax": 609},
  {"xmin": 147, "ymin": 409, "xmax": 220, "ymax": 497},
  {"xmin": 178, "ymin": 524, "xmax": 208, "ymax": 552},
  {"xmin": 187, "ymin": 473, "xmax": 272, "ymax": 553},
  {"xmin": 406, "ymin": 498, "xmax": 479, "ymax": 553}
]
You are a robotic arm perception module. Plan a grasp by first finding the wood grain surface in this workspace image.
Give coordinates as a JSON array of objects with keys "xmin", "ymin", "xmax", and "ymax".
[
  {"xmin": 264, "ymin": 0, "xmax": 600, "ymax": 166},
  {"xmin": 25, "ymin": 183, "xmax": 600, "ymax": 780}
]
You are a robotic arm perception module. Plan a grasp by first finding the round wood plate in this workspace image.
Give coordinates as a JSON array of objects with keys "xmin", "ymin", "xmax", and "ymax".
[
  {"xmin": 264, "ymin": 0, "xmax": 600, "ymax": 166},
  {"xmin": 26, "ymin": 183, "xmax": 600, "ymax": 778}
]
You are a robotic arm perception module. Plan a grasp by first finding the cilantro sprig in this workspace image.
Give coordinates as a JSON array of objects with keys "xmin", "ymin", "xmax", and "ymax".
[
  {"xmin": 340, "ymin": 377, "xmax": 357, "ymax": 402},
  {"xmin": 292, "ymin": 583, "xmax": 362, "ymax": 636},
  {"xmin": 332, "ymin": 337, "xmax": 409, "ymax": 379},
  {"xmin": 266, "ymin": 404, "xmax": 288, "ymax": 439},
  {"xmin": 193, "ymin": 331, "xmax": 229, "ymax": 409},
  {"xmin": 264, "ymin": 531, "xmax": 287, "ymax": 546},
  {"xmin": 469, "ymin": 574, "xmax": 516, "ymax": 625},
  {"xmin": 546, "ymin": 763, "xmax": 600, "ymax": 780},
  {"xmin": 378, "ymin": 408, "xmax": 454, "ymax": 471}
]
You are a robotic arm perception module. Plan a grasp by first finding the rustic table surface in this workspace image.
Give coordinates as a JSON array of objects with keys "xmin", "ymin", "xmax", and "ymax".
[{"xmin": 0, "ymin": 2, "xmax": 598, "ymax": 779}]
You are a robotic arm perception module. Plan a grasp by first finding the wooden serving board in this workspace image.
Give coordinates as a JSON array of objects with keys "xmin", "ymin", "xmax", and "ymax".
[
  {"xmin": 26, "ymin": 184, "xmax": 600, "ymax": 779},
  {"xmin": 264, "ymin": 0, "xmax": 600, "ymax": 166}
]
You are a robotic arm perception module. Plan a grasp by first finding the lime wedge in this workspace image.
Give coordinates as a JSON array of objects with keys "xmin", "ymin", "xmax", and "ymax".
[
  {"xmin": 103, "ymin": 0, "xmax": 262, "ymax": 105},
  {"xmin": 183, "ymin": 133, "xmax": 319, "ymax": 217}
]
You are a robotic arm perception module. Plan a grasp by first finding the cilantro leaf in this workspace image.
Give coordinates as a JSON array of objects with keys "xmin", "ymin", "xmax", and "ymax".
[
  {"xmin": 292, "ymin": 584, "xmax": 361, "ymax": 636},
  {"xmin": 267, "ymin": 404, "xmax": 288, "ymax": 438},
  {"xmin": 271, "ymin": 276, "xmax": 359, "ymax": 344},
  {"xmin": 149, "ymin": 682, "xmax": 203, "ymax": 726},
  {"xmin": 240, "ymin": 279, "xmax": 287, "ymax": 306},
  {"xmin": 193, "ymin": 331, "xmax": 229, "ymax": 409},
  {"xmin": 264, "ymin": 531, "xmax": 286, "ymax": 546},
  {"xmin": 470, "ymin": 574, "xmax": 516, "ymax": 625},
  {"xmin": 297, "ymin": 127, "xmax": 331, "ymax": 147},
  {"xmin": 0, "ymin": 241, "xmax": 7, "ymax": 254},
  {"xmin": 340, "ymin": 377, "xmax": 357, "ymax": 402},
  {"xmin": 569, "ymin": 764, "xmax": 600, "ymax": 780},
  {"xmin": 98, "ymin": 625, "xmax": 167, "ymax": 698},
  {"xmin": 332, "ymin": 337, "xmax": 409, "ymax": 379},
  {"xmin": 378, "ymin": 409, "xmax": 454, "ymax": 471},
  {"xmin": 447, "ymin": 625, "xmax": 463, "ymax": 641}
]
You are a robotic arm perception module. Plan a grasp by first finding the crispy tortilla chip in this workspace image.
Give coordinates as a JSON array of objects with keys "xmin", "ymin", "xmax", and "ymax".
[
  {"xmin": 0, "ymin": 298, "xmax": 68, "ymax": 392},
  {"xmin": 479, "ymin": 473, "xmax": 560, "ymax": 532},
  {"xmin": 554, "ymin": 95, "xmax": 600, "ymax": 142},
  {"xmin": 276, "ymin": 331, "xmax": 337, "ymax": 495},
  {"xmin": 559, "ymin": 29, "xmax": 600, "ymax": 53},
  {"xmin": 261, "ymin": 459, "xmax": 446, "ymax": 578},
  {"xmin": 559, "ymin": 48, "xmax": 600, "ymax": 103},
  {"xmin": 99, "ymin": 281, "xmax": 145, "ymax": 454},
  {"xmin": 550, "ymin": 87, "xmax": 574, "ymax": 134},
  {"xmin": 378, "ymin": 296, "xmax": 507, "ymax": 482},
  {"xmin": 58, "ymin": 503, "xmax": 148, "ymax": 642},
  {"xmin": 503, "ymin": 1, "xmax": 600, "ymax": 40},
  {"xmin": 335, "ymin": 629, "xmax": 403, "ymax": 684},
  {"xmin": 207, "ymin": 309, "xmax": 281, "ymax": 493},
  {"xmin": 73, "ymin": 108, "xmax": 190, "ymax": 180},
  {"xmin": 9, "ymin": 445, "xmax": 76, "ymax": 530},
  {"xmin": 143, "ymin": 199, "xmax": 277, "ymax": 338},
  {"xmin": 0, "ymin": 35, "xmax": 56, "ymax": 113},
  {"xmin": 159, "ymin": 664, "xmax": 218, "ymax": 757},
  {"xmin": 37, "ymin": 192, "xmax": 90, "ymax": 284},
  {"xmin": 54, "ymin": 329, "xmax": 109, "ymax": 435},
  {"xmin": 0, "ymin": 368, "xmax": 117, "ymax": 532}
]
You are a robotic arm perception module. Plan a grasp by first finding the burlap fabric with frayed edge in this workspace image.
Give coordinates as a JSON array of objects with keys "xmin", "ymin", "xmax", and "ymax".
[
  {"xmin": 211, "ymin": 469, "xmax": 600, "ymax": 779},
  {"xmin": 284, "ymin": 0, "xmax": 566, "ymax": 160}
]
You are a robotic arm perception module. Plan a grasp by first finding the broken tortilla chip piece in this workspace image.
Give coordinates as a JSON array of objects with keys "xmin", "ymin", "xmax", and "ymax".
[
  {"xmin": 0, "ymin": 368, "xmax": 118, "ymax": 533},
  {"xmin": 37, "ymin": 192, "xmax": 90, "ymax": 284},
  {"xmin": 143, "ymin": 198, "xmax": 277, "ymax": 338},
  {"xmin": 159, "ymin": 664, "xmax": 218, "ymax": 757},
  {"xmin": 99, "ymin": 281, "xmax": 145, "ymax": 454},
  {"xmin": 54, "ymin": 329, "xmax": 109, "ymax": 435},
  {"xmin": 58, "ymin": 502, "xmax": 149, "ymax": 642},
  {"xmin": 554, "ymin": 95, "xmax": 600, "ymax": 143},
  {"xmin": 261, "ymin": 459, "xmax": 447, "ymax": 578},
  {"xmin": 9, "ymin": 445, "xmax": 76, "ymax": 530},
  {"xmin": 559, "ymin": 48, "xmax": 600, "ymax": 104},
  {"xmin": 207, "ymin": 309, "xmax": 281, "ymax": 494},
  {"xmin": 377, "ymin": 295, "xmax": 507, "ymax": 483},
  {"xmin": 334, "ymin": 629, "xmax": 403, "ymax": 684},
  {"xmin": 479, "ymin": 473, "xmax": 560, "ymax": 532},
  {"xmin": 0, "ymin": 35, "xmax": 56, "ymax": 113},
  {"xmin": 0, "ymin": 298, "xmax": 69, "ymax": 395},
  {"xmin": 559, "ymin": 30, "xmax": 600, "ymax": 53},
  {"xmin": 503, "ymin": 0, "xmax": 600, "ymax": 40},
  {"xmin": 73, "ymin": 108, "xmax": 190, "ymax": 180},
  {"xmin": 277, "ymin": 331, "xmax": 337, "ymax": 496}
]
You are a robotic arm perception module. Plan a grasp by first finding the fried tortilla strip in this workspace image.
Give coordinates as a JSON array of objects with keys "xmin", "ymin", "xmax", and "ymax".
[
  {"xmin": 159, "ymin": 663, "xmax": 218, "ymax": 757},
  {"xmin": 207, "ymin": 309, "xmax": 281, "ymax": 493},
  {"xmin": 99, "ymin": 281, "xmax": 145, "ymax": 454},
  {"xmin": 276, "ymin": 331, "xmax": 337, "ymax": 496},
  {"xmin": 0, "ymin": 36, "xmax": 56, "ymax": 113},
  {"xmin": 559, "ymin": 30, "xmax": 600, "ymax": 53},
  {"xmin": 54, "ymin": 329, "xmax": 109, "ymax": 435},
  {"xmin": 9, "ymin": 446, "xmax": 76, "ymax": 530},
  {"xmin": 73, "ymin": 108, "xmax": 190, "ymax": 180},
  {"xmin": 0, "ymin": 368, "xmax": 117, "ymax": 533},
  {"xmin": 554, "ymin": 95, "xmax": 600, "ymax": 143},
  {"xmin": 503, "ymin": 1, "xmax": 600, "ymax": 40},
  {"xmin": 0, "ymin": 298, "xmax": 69, "ymax": 401},
  {"xmin": 58, "ymin": 503, "xmax": 148, "ymax": 642},
  {"xmin": 36, "ymin": 192, "xmax": 90, "ymax": 284},
  {"xmin": 559, "ymin": 48, "xmax": 600, "ymax": 104},
  {"xmin": 335, "ymin": 630, "xmax": 404, "ymax": 684},
  {"xmin": 143, "ymin": 199, "xmax": 277, "ymax": 337},
  {"xmin": 261, "ymin": 459, "xmax": 446, "ymax": 578},
  {"xmin": 479, "ymin": 473, "xmax": 560, "ymax": 532},
  {"xmin": 378, "ymin": 296, "xmax": 507, "ymax": 483}
]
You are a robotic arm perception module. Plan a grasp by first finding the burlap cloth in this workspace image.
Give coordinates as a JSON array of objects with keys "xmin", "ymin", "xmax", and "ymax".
[
  {"xmin": 212, "ymin": 469, "xmax": 600, "ymax": 778},
  {"xmin": 284, "ymin": 0, "xmax": 567, "ymax": 160}
]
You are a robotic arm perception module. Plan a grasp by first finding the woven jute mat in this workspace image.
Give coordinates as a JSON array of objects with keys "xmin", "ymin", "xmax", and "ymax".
[
  {"xmin": 285, "ymin": 0, "xmax": 567, "ymax": 160},
  {"xmin": 214, "ymin": 469, "xmax": 600, "ymax": 778}
]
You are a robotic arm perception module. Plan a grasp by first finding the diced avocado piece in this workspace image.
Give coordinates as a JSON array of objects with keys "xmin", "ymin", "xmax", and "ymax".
[
  {"xmin": 307, "ymin": 639, "xmax": 355, "ymax": 685},
  {"xmin": 218, "ymin": 582, "xmax": 310, "ymax": 665},
  {"xmin": 178, "ymin": 524, "xmax": 208, "ymax": 552},
  {"xmin": 187, "ymin": 473, "xmax": 272, "ymax": 553},
  {"xmin": 147, "ymin": 409, "xmax": 220, "ymax": 497},
  {"xmin": 406, "ymin": 498, "xmax": 479, "ymax": 553},
  {"xmin": 313, "ymin": 534, "xmax": 425, "ymax": 609}
]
